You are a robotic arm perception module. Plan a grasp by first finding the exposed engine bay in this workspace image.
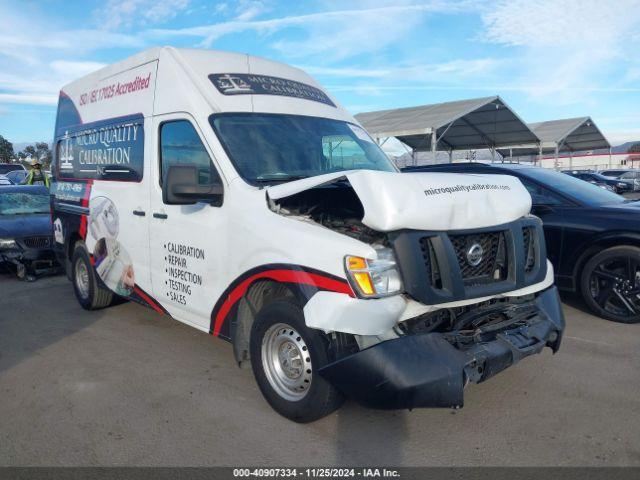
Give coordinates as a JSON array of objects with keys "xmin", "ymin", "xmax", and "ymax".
[{"xmin": 269, "ymin": 183, "xmax": 387, "ymax": 245}]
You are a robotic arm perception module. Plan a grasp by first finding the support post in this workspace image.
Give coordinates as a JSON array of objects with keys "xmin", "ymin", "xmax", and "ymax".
[
  {"xmin": 491, "ymin": 146, "xmax": 496, "ymax": 162},
  {"xmin": 448, "ymin": 149, "xmax": 453, "ymax": 163},
  {"xmin": 554, "ymin": 144, "xmax": 559, "ymax": 170},
  {"xmin": 538, "ymin": 144, "xmax": 543, "ymax": 167},
  {"xmin": 431, "ymin": 130, "xmax": 437, "ymax": 164},
  {"xmin": 609, "ymin": 147, "xmax": 613, "ymax": 168}
]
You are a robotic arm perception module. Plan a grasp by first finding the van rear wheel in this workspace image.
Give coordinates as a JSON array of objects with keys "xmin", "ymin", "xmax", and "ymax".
[
  {"xmin": 250, "ymin": 300, "xmax": 344, "ymax": 423},
  {"xmin": 71, "ymin": 241, "xmax": 113, "ymax": 310}
]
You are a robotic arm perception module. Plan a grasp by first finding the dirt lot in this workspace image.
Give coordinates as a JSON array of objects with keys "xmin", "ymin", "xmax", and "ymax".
[{"xmin": 0, "ymin": 274, "xmax": 639, "ymax": 466}]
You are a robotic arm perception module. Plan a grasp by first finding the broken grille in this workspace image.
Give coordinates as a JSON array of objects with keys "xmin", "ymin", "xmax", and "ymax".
[
  {"xmin": 419, "ymin": 237, "xmax": 442, "ymax": 289},
  {"xmin": 449, "ymin": 232, "xmax": 507, "ymax": 285},
  {"xmin": 523, "ymin": 226, "xmax": 536, "ymax": 273}
]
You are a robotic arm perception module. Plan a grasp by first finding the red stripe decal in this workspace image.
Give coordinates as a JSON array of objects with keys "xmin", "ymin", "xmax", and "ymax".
[
  {"xmin": 133, "ymin": 286, "xmax": 165, "ymax": 315},
  {"xmin": 78, "ymin": 180, "xmax": 93, "ymax": 239},
  {"xmin": 79, "ymin": 216, "xmax": 87, "ymax": 239},
  {"xmin": 212, "ymin": 269, "xmax": 353, "ymax": 336}
]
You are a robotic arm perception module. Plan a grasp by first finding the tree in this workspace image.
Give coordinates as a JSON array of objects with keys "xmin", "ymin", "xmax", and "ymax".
[
  {"xmin": 17, "ymin": 143, "xmax": 52, "ymax": 168},
  {"xmin": 0, "ymin": 135, "xmax": 14, "ymax": 163},
  {"xmin": 35, "ymin": 142, "xmax": 52, "ymax": 166}
]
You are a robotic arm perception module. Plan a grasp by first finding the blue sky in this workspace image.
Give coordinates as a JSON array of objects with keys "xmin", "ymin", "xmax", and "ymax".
[{"xmin": 1, "ymin": 0, "xmax": 639, "ymax": 149}]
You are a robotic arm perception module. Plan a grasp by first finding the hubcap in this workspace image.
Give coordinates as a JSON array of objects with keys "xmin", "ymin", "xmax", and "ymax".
[
  {"xmin": 589, "ymin": 255, "xmax": 640, "ymax": 317},
  {"xmin": 75, "ymin": 260, "xmax": 90, "ymax": 299},
  {"xmin": 261, "ymin": 323, "xmax": 312, "ymax": 401}
]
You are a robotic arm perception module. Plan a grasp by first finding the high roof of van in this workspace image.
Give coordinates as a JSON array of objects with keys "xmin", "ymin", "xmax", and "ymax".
[{"xmin": 55, "ymin": 47, "xmax": 352, "ymax": 137}]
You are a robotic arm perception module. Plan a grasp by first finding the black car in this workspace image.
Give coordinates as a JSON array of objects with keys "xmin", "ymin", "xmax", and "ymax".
[
  {"xmin": 0, "ymin": 185, "xmax": 58, "ymax": 279},
  {"xmin": 404, "ymin": 162, "xmax": 640, "ymax": 323},
  {"xmin": 598, "ymin": 169, "xmax": 640, "ymax": 191},
  {"xmin": 563, "ymin": 170, "xmax": 633, "ymax": 194}
]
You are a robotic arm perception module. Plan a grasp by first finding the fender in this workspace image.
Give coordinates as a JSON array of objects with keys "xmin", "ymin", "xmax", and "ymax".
[{"xmin": 209, "ymin": 263, "xmax": 354, "ymax": 340}]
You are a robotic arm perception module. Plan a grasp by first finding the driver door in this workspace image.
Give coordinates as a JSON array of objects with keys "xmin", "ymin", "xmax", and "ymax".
[{"xmin": 148, "ymin": 114, "xmax": 227, "ymax": 330}]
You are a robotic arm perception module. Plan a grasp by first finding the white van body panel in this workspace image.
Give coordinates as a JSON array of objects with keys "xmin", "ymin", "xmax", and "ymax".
[{"xmin": 53, "ymin": 46, "xmax": 550, "ymax": 340}]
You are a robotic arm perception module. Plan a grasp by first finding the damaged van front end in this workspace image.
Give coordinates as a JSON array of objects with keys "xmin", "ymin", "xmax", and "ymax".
[
  {"xmin": 319, "ymin": 287, "xmax": 563, "ymax": 409},
  {"xmin": 267, "ymin": 169, "xmax": 565, "ymax": 410}
]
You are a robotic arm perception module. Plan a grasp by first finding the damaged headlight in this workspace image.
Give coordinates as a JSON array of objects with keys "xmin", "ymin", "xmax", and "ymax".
[
  {"xmin": 0, "ymin": 238, "xmax": 17, "ymax": 249},
  {"xmin": 345, "ymin": 247, "xmax": 403, "ymax": 298}
]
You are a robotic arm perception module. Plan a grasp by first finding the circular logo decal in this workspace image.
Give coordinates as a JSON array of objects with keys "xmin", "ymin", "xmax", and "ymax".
[{"xmin": 466, "ymin": 243, "xmax": 484, "ymax": 267}]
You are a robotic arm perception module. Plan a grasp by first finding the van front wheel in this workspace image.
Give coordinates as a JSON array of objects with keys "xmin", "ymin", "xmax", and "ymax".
[
  {"xmin": 71, "ymin": 241, "xmax": 113, "ymax": 310},
  {"xmin": 250, "ymin": 300, "xmax": 344, "ymax": 423}
]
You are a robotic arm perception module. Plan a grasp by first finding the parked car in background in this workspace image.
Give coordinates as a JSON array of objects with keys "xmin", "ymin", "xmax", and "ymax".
[
  {"xmin": 0, "ymin": 185, "xmax": 58, "ymax": 280},
  {"xmin": 0, "ymin": 174, "xmax": 13, "ymax": 186},
  {"xmin": 5, "ymin": 169, "xmax": 27, "ymax": 185},
  {"xmin": 404, "ymin": 163, "xmax": 640, "ymax": 323},
  {"xmin": 563, "ymin": 170, "xmax": 633, "ymax": 194},
  {"xmin": 0, "ymin": 163, "xmax": 26, "ymax": 175},
  {"xmin": 598, "ymin": 169, "xmax": 640, "ymax": 191}
]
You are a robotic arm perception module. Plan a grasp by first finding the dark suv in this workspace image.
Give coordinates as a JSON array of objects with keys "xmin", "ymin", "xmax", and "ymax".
[{"xmin": 404, "ymin": 163, "xmax": 640, "ymax": 323}]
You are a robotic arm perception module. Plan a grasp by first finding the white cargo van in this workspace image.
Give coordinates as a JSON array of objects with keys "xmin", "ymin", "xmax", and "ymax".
[{"xmin": 51, "ymin": 47, "xmax": 564, "ymax": 422}]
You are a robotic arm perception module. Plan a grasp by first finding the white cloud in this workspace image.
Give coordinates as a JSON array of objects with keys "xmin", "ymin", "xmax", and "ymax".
[
  {"xmin": 0, "ymin": 93, "xmax": 57, "ymax": 106},
  {"xmin": 480, "ymin": 0, "xmax": 640, "ymax": 102},
  {"xmin": 98, "ymin": 0, "xmax": 191, "ymax": 29},
  {"xmin": 50, "ymin": 61, "xmax": 107, "ymax": 78},
  {"xmin": 234, "ymin": 0, "xmax": 270, "ymax": 21},
  {"xmin": 149, "ymin": 1, "xmax": 475, "ymax": 60}
]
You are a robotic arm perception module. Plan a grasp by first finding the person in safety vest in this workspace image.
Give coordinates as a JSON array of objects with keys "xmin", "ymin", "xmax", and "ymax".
[{"xmin": 24, "ymin": 157, "xmax": 50, "ymax": 187}]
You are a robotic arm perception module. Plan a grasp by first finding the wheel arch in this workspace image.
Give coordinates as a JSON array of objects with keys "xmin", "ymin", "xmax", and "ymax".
[
  {"xmin": 572, "ymin": 232, "xmax": 640, "ymax": 288},
  {"xmin": 231, "ymin": 279, "xmax": 303, "ymax": 367},
  {"xmin": 208, "ymin": 264, "xmax": 354, "ymax": 365}
]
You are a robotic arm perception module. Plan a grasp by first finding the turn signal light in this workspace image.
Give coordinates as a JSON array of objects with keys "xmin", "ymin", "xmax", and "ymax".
[{"xmin": 345, "ymin": 248, "xmax": 403, "ymax": 298}]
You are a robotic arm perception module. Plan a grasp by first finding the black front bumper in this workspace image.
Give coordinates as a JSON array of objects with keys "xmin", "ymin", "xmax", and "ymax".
[{"xmin": 319, "ymin": 286, "xmax": 565, "ymax": 410}]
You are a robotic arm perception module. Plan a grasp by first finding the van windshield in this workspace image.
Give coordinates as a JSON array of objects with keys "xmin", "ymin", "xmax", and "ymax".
[{"xmin": 210, "ymin": 113, "xmax": 397, "ymax": 184}]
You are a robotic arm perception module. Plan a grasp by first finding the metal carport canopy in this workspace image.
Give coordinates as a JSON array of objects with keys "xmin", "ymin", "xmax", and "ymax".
[
  {"xmin": 496, "ymin": 117, "xmax": 610, "ymax": 156},
  {"xmin": 354, "ymin": 96, "xmax": 540, "ymax": 151}
]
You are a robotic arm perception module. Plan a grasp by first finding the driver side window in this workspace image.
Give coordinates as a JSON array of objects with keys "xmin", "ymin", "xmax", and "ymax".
[
  {"xmin": 520, "ymin": 178, "xmax": 565, "ymax": 206},
  {"xmin": 159, "ymin": 120, "xmax": 221, "ymax": 187}
]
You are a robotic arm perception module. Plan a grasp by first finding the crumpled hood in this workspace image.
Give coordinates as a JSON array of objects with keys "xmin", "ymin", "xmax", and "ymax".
[{"xmin": 267, "ymin": 170, "xmax": 532, "ymax": 232}]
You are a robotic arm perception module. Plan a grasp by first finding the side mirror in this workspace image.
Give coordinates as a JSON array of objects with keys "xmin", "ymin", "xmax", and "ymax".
[{"xmin": 163, "ymin": 165, "xmax": 223, "ymax": 206}]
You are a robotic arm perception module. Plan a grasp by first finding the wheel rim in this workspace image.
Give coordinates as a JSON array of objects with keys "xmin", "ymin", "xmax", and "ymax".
[
  {"xmin": 589, "ymin": 255, "xmax": 640, "ymax": 317},
  {"xmin": 75, "ymin": 259, "xmax": 90, "ymax": 300},
  {"xmin": 261, "ymin": 323, "xmax": 312, "ymax": 401}
]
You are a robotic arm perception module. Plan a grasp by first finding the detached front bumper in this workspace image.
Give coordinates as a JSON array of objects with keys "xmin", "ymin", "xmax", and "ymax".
[
  {"xmin": 319, "ymin": 286, "xmax": 564, "ymax": 410},
  {"xmin": 0, "ymin": 244, "xmax": 59, "ymax": 275}
]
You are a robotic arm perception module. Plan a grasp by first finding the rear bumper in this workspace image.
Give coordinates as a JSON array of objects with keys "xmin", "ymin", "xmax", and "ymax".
[{"xmin": 319, "ymin": 286, "xmax": 564, "ymax": 410}]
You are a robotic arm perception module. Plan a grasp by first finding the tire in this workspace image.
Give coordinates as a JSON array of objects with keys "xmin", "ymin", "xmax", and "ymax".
[
  {"xmin": 580, "ymin": 246, "xmax": 640, "ymax": 323},
  {"xmin": 71, "ymin": 241, "xmax": 114, "ymax": 310},
  {"xmin": 250, "ymin": 300, "xmax": 345, "ymax": 423}
]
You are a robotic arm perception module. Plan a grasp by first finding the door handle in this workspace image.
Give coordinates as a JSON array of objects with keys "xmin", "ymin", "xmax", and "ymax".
[
  {"xmin": 153, "ymin": 212, "xmax": 168, "ymax": 219},
  {"xmin": 132, "ymin": 210, "xmax": 146, "ymax": 217}
]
